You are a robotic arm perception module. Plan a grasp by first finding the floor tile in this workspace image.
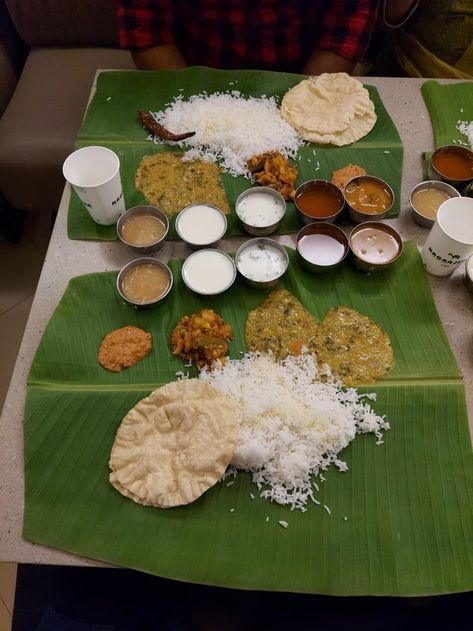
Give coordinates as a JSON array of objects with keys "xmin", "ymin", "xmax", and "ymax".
[
  {"xmin": 0, "ymin": 597, "xmax": 11, "ymax": 631},
  {"xmin": 0, "ymin": 564, "xmax": 17, "ymax": 615},
  {"xmin": 0, "ymin": 237, "xmax": 44, "ymax": 314},
  {"xmin": 23, "ymin": 211, "xmax": 54, "ymax": 257},
  {"xmin": 0, "ymin": 294, "xmax": 34, "ymax": 412}
]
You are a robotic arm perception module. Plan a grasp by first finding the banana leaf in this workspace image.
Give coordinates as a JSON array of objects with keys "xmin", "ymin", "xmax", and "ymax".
[
  {"xmin": 24, "ymin": 244, "xmax": 473, "ymax": 595},
  {"xmin": 421, "ymin": 80, "xmax": 473, "ymax": 149},
  {"xmin": 421, "ymin": 81, "xmax": 473, "ymax": 183},
  {"xmin": 68, "ymin": 68, "xmax": 403, "ymax": 241}
]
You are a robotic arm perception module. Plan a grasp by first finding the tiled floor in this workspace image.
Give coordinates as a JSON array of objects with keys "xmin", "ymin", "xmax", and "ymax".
[{"xmin": 0, "ymin": 210, "xmax": 53, "ymax": 631}]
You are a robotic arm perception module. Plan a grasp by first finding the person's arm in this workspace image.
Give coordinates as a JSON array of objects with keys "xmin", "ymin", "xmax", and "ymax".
[
  {"xmin": 114, "ymin": 0, "xmax": 187, "ymax": 69},
  {"xmin": 133, "ymin": 44, "xmax": 187, "ymax": 70},
  {"xmin": 304, "ymin": 0, "xmax": 378, "ymax": 75},
  {"xmin": 303, "ymin": 49, "xmax": 356, "ymax": 75}
]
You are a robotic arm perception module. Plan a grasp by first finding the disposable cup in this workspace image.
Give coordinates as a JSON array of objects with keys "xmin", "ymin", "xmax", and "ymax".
[
  {"xmin": 62, "ymin": 146, "xmax": 125, "ymax": 225},
  {"xmin": 421, "ymin": 197, "xmax": 473, "ymax": 276}
]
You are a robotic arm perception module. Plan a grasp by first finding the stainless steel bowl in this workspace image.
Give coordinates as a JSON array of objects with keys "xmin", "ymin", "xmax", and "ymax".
[
  {"xmin": 294, "ymin": 179, "xmax": 345, "ymax": 225},
  {"xmin": 344, "ymin": 175, "xmax": 394, "ymax": 224},
  {"xmin": 181, "ymin": 249, "xmax": 236, "ymax": 295},
  {"xmin": 235, "ymin": 237, "xmax": 289, "ymax": 288},
  {"xmin": 235, "ymin": 186, "xmax": 286, "ymax": 236},
  {"xmin": 349, "ymin": 222, "xmax": 403, "ymax": 273},
  {"xmin": 117, "ymin": 257, "xmax": 173, "ymax": 308},
  {"xmin": 175, "ymin": 203, "xmax": 227, "ymax": 250},
  {"xmin": 409, "ymin": 180, "xmax": 461, "ymax": 228},
  {"xmin": 117, "ymin": 205, "xmax": 169, "ymax": 254},
  {"xmin": 428, "ymin": 144, "xmax": 473, "ymax": 188},
  {"xmin": 296, "ymin": 222, "xmax": 349, "ymax": 273}
]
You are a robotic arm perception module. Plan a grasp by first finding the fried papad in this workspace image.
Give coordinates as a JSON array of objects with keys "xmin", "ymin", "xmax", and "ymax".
[
  {"xmin": 98, "ymin": 325, "xmax": 152, "ymax": 372},
  {"xmin": 109, "ymin": 379, "xmax": 239, "ymax": 508},
  {"xmin": 281, "ymin": 73, "xmax": 376, "ymax": 146}
]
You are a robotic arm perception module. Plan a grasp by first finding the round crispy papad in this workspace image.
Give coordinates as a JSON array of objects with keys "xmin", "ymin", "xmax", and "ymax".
[
  {"xmin": 109, "ymin": 379, "xmax": 238, "ymax": 508},
  {"xmin": 281, "ymin": 73, "xmax": 376, "ymax": 146}
]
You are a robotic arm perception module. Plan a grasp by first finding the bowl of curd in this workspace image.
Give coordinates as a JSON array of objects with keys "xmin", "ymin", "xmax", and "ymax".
[
  {"xmin": 409, "ymin": 180, "xmax": 461, "ymax": 228},
  {"xmin": 296, "ymin": 223, "xmax": 349, "ymax": 273},
  {"xmin": 235, "ymin": 238, "xmax": 289, "ymax": 288},
  {"xmin": 181, "ymin": 249, "xmax": 236, "ymax": 295},
  {"xmin": 176, "ymin": 203, "xmax": 227, "ymax": 249},
  {"xmin": 117, "ymin": 257, "xmax": 173, "ymax": 307},
  {"xmin": 235, "ymin": 187, "xmax": 286, "ymax": 236}
]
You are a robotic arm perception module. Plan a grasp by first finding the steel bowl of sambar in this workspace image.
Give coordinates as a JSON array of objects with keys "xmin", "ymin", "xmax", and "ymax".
[
  {"xmin": 294, "ymin": 179, "xmax": 345, "ymax": 225},
  {"xmin": 344, "ymin": 175, "xmax": 394, "ymax": 224},
  {"xmin": 428, "ymin": 145, "xmax": 473, "ymax": 188}
]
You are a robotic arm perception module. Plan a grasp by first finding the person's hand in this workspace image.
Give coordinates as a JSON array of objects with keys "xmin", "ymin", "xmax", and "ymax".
[
  {"xmin": 303, "ymin": 49, "xmax": 355, "ymax": 75},
  {"xmin": 133, "ymin": 44, "xmax": 187, "ymax": 70}
]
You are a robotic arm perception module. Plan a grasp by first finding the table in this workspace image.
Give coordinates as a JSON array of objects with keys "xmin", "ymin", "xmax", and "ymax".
[{"xmin": 0, "ymin": 76, "xmax": 472, "ymax": 566}]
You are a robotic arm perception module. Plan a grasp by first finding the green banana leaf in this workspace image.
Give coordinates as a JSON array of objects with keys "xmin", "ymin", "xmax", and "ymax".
[
  {"xmin": 68, "ymin": 68, "xmax": 403, "ymax": 241},
  {"xmin": 421, "ymin": 80, "xmax": 473, "ymax": 182},
  {"xmin": 421, "ymin": 80, "xmax": 473, "ymax": 149},
  {"xmin": 24, "ymin": 243, "xmax": 473, "ymax": 595}
]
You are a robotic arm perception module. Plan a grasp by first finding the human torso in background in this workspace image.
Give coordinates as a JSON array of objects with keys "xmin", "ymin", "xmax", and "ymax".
[
  {"xmin": 396, "ymin": 0, "xmax": 473, "ymax": 78},
  {"xmin": 116, "ymin": 0, "xmax": 377, "ymax": 73}
]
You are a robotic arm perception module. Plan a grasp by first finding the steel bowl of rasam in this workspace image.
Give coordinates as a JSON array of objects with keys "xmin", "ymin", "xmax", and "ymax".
[
  {"xmin": 175, "ymin": 203, "xmax": 227, "ymax": 250},
  {"xmin": 349, "ymin": 222, "xmax": 403, "ymax": 273},
  {"xmin": 117, "ymin": 257, "xmax": 173, "ymax": 307},
  {"xmin": 235, "ymin": 186, "xmax": 286, "ymax": 236},
  {"xmin": 296, "ymin": 222, "xmax": 349, "ymax": 273},
  {"xmin": 181, "ymin": 249, "xmax": 236, "ymax": 295},
  {"xmin": 428, "ymin": 145, "xmax": 473, "ymax": 188},
  {"xmin": 294, "ymin": 179, "xmax": 345, "ymax": 225},
  {"xmin": 117, "ymin": 205, "xmax": 169, "ymax": 254},
  {"xmin": 235, "ymin": 238, "xmax": 289, "ymax": 288},
  {"xmin": 409, "ymin": 180, "xmax": 461, "ymax": 228},
  {"xmin": 344, "ymin": 175, "xmax": 394, "ymax": 224}
]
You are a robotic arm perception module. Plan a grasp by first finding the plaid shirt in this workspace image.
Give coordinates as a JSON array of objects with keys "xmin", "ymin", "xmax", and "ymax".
[{"xmin": 115, "ymin": 0, "xmax": 378, "ymax": 72}]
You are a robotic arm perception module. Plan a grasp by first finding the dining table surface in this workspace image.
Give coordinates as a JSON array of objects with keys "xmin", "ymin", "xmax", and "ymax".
[{"xmin": 0, "ymin": 74, "xmax": 472, "ymax": 567}]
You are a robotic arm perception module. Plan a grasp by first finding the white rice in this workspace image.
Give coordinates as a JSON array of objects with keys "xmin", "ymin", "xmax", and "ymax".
[
  {"xmin": 456, "ymin": 120, "xmax": 473, "ymax": 149},
  {"xmin": 200, "ymin": 352, "xmax": 389, "ymax": 511},
  {"xmin": 149, "ymin": 91, "xmax": 304, "ymax": 177}
]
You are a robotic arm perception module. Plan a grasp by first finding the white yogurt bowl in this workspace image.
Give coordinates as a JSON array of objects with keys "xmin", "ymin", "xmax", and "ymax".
[
  {"xmin": 176, "ymin": 203, "xmax": 227, "ymax": 249},
  {"xmin": 235, "ymin": 187, "xmax": 286, "ymax": 236},
  {"xmin": 235, "ymin": 238, "xmax": 289, "ymax": 288},
  {"xmin": 181, "ymin": 249, "xmax": 236, "ymax": 295}
]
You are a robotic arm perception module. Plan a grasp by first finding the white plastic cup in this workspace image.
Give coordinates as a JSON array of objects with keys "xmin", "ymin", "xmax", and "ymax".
[
  {"xmin": 62, "ymin": 146, "xmax": 125, "ymax": 225},
  {"xmin": 421, "ymin": 197, "xmax": 473, "ymax": 276}
]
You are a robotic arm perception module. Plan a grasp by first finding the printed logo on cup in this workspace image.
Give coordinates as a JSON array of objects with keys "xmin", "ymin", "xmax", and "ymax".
[
  {"xmin": 421, "ymin": 197, "xmax": 473, "ymax": 277},
  {"xmin": 424, "ymin": 246, "xmax": 463, "ymax": 270}
]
